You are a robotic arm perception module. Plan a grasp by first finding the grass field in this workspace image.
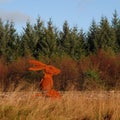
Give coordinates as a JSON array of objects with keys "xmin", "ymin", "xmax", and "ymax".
[{"xmin": 0, "ymin": 91, "xmax": 120, "ymax": 120}]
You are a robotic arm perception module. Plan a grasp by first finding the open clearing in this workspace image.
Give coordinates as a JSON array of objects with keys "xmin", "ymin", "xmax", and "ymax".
[{"xmin": 0, "ymin": 91, "xmax": 120, "ymax": 120}]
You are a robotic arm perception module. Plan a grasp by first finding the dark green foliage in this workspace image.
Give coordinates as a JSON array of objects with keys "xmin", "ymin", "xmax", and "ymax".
[
  {"xmin": 0, "ymin": 20, "xmax": 19, "ymax": 61},
  {"xmin": 112, "ymin": 10, "xmax": 119, "ymax": 31},
  {"xmin": 116, "ymin": 20, "xmax": 120, "ymax": 51},
  {"xmin": 97, "ymin": 17, "xmax": 116, "ymax": 51},
  {"xmin": 37, "ymin": 19, "xmax": 57, "ymax": 58},
  {"xmin": 59, "ymin": 21, "xmax": 71, "ymax": 55},
  {"xmin": 111, "ymin": 11, "xmax": 120, "ymax": 52},
  {"xmin": 21, "ymin": 21, "xmax": 36, "ymax": 57},
  {"xmin": 87, "ymin": 19, "xmax": 99, "ymax": 52},
  {"xmin": 0, "ymin": 11, "xmax": 120, "ymax": 60}
]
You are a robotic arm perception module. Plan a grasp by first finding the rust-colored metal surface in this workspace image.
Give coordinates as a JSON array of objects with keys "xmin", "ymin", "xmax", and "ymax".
[{"xmin": 29, "ymin": 59, "xmax": 61, "ymax": 98}]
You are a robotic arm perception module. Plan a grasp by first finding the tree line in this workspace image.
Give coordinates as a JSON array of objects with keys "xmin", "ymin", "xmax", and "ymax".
[
  {"xmin": 0, "ymin": 10, "xmax": 120, "ymax": 62},
  {"xmin": 0, "ymin": 10, "xmax": 120, "ymax": 91}
]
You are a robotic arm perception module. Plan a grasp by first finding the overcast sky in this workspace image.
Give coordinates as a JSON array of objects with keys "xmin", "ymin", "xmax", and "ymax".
[{"xmin": 0, "ymin": 0, "xmax": 120, "ymax": 33}]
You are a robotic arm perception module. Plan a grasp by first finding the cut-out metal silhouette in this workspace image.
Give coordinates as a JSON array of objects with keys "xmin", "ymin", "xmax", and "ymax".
[{"xmin": 29, "ymin": 59, "xmax": 61, "ymax": 98}]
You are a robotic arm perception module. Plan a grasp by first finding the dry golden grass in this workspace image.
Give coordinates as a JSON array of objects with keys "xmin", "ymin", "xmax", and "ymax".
[{"xmin": 0, "ymin": 91, "xmax": 120, "ymax": 120}]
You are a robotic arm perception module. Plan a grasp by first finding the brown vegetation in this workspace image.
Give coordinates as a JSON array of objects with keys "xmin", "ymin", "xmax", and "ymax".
[
  {"xmin": 0, "ymin": 91, "xmax": 120, "ymax": 120},
  {"xmin": 0, "ymin": 50, "xmax": 120, "ymax": 91}
]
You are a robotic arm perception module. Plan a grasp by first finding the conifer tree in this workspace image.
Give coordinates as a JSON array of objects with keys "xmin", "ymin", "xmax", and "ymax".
[
  {"xmin": 87, "ymin": 19, "xmax": 99, "ymax": 52},
  {"xmin": 33, "ymin": 17, "xmax": 45, "ymax": 58},
  {"xmin": 0, "ymin": 20, "xmax": 19, "ymax": 61},
  {"xmin": 36, "ymin": 19, "xmax": 57, "ymax": 58},
  {"xmin": 96, "ymin": 16, "xmax": 116, "ymax": 52},
  {"xmin": 116, "ymin": 20, "xmax": 120, "ymax": 51},
  {"xmin": 74, "ymin": 29, "xmax": 86, "ymax": 59},
  {"xmin": 59, "ymin": 21, "xmax": 71, "ymax": 55},
  {"xmin": 112, "ymin": 10, "xmax": 120, "ymax": 51},
  {"xmin": 68, "ymin": 26, "xmax": 78, "ymax": 58},
  {"xmin": 0, "ymin": 18, "xmax": 4, "ymax": 56},
  {"xmin": 21, "ymin": 21, "xmax": 35, "ymax": 57},
  {"xmin": 112, "ymin": 10, "xmax": 119, "ymax": 31},
  {"xmin": 6, "ymin": 22, "xmax": 20, "ymax": 61}
]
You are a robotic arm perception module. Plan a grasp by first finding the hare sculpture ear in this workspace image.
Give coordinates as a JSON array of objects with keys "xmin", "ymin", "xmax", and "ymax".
[
  {"xmin": 29, "ymin": 59, "xmax": 46, "ymax": 71},
  {"xmin": 45, "ymin": 65, "xmax": 61, "ymax": 75}
]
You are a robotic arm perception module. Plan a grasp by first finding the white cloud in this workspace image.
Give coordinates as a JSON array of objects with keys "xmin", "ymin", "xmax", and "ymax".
[{"xmin": 0, "ymin": 10, "xmax": 33, "ymax": 23}]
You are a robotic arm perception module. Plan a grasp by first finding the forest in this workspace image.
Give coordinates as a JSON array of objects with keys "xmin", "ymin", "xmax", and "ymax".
[{"xmin": 0, "ymin": 10, "xmax": 120, "ymax": 91}]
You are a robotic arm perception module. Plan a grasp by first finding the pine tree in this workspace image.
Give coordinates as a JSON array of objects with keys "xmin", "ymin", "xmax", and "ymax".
[
  {"xmin": 112, "ymin": 10, "xmax": 119, "ymax": 31},
  {"xmin": 111, "ymin": 10, "xmax": 120, "ymax": 52},
  {"xmin": 74, "ymin": 29, "xmax": 86, "ymax": 59},
  {"xmin": 0, "ymin": 20, "xmax": 19, "ymax": 61},
  {"xmin": 6, "ymin": 21, "xmax": 20, "ymax": 61},
  {"xmin": 116, "ymin": 20, "xmax": 120, "ymax": 51},
  {"xmin": 96, "ymin": 16, "xmax": 116, "ymax": 52},
  {"xmin": 0, "ymin": 18, "xmax": 4, "ymax": 56},
  {"xmin": 33, "ymin": 17, "xmax": 45, "ymax": 58},
  {"xmin": 68, "ymin": 26, "xmax": 78, "ymax": 58},
  {"xmin": 21, "ymin": 21, "xmax": 36, "ymax": 57},
  {"xmin": 87, "ymin": 19, "xmax": 99, "ymax": 52},
  {"xmin": 36, "ymin": 19, "xmax": 57, "ymax": 58},
  {"xmin": 59, "ymin": 21, "xmax": 71, "ymax": 55}
]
